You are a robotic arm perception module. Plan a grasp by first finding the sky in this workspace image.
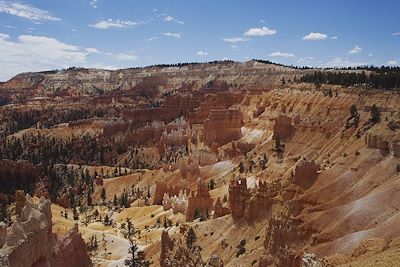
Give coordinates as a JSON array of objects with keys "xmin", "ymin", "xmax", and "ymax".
[{"xmin": 0, "ymin": 0, "xmax": 399, "ymax": 81}]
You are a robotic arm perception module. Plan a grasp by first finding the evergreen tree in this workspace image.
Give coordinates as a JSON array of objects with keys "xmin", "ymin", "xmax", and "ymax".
[
  {"xmin": 113, "ymin": 194, "xmax": 118, "ymax": 207},
  {"xmin": 370, "ymin": 104, "xmax": 381, "ymax": 124},
  {"xmin": 124, "ymin": 240, "xmax": 150, "ymax": 267},
  {"xmin": 239, "ymin": 162, "xmax": 245, "ymax": 173},
  {"xmin": 208, "ymin": 178, "xmax": 215, "ymax": 190},
  {"xmin": 101, "ymin": 187, "xmax": 106, "ymax": 203},
  {"xmin": 126, "ymin": 217, "xmax": 134, "ymax": 239},
  {"xmin": 186, "ymin": 227, "xmax": 196, "ymax": 249}
]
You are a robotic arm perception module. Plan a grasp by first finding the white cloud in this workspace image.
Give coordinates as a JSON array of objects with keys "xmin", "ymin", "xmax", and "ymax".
[
  {"xmin": 244, "ymin": 26, "xmax": 277, "ymax": 36},
  {"xmin": 85, "ymin": 47, "xmax": 100, "ymax": 53},
  {"xmin": 268, "ymin": 51, "xmax": 295, "ymax": 58},
  {"xmin": 0, "ymin": 1, "xmax": 60, "ymax": 22},
  {"xmin": 302, "ymin": 32, "xmax": 328, "ymax": 40},
  {"xmin": 146, "ymin": 36, "xmax": 159, "ymax": 41},
  {"xmin": 0, "ymin": 33, "xmax": 87, "ymax": 81},
  {"xmin": 330, "ymin": 36, "xmax": 338, "ymax": 40},
  {"xmin": 223, "ymin": 37, "xmax": 249, "ymax": 43},
  {"xmin": 164, "ymin": 16, "xmax": 174, "ymax": 22},
  {"xmin": 322, "ymin": 57, "xmax": 367, "ymax": 68},
  {"xmin": 392, "ymin": 32, "xmax": 400, "ymax": 36},
  {"xmin": 348, "ymin": 45, "xmax": 362, "ymax": 54},
  {"xmin": 163, "ymin": 32, "xmax": 181, "ymax": 38},
  {"xmin": 297, "ymin": 57, "xmax": 315, "ymax": 64},
  {"xmin": 89, "ymin": 0, "xmax": 98, "ymax": 8},
  {"xmin": 196, "ymin": 51, "xmax": 208, "ymax": 56},
  {"xmin": 89, "ymin": 19, "xmax": 139, "ymax": 29},
  {"xmin": 163, "ymin": 15, "xmax": 185, "ymax": 24},
  {"xmin": 387, "ymin": 60, "xmax": 398, "ymax": 65},
  {"xmin": 259, "ymin": 19, "xmax": 266, "ymax": 24},
  {"xmin": 117, "ymin": 53, "xmax": 137, "ymax": 60}
]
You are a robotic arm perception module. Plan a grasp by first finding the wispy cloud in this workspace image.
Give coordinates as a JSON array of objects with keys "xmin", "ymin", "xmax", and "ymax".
[
  {"xmin": 163, "ymin": 32, "xmax": 181, "ymax": 38},
  {"xmin": 348, "ymin": 45, "xmax": 362, "ymax": 54},
  {"xmin": 85, "ymin": 47, "xmax": 100, "ymax": 53},
  {"xmin": 146, "ymin": 36, "xmax": 159, "ymax": 41},
  {"xmin": 268, "ymin": 51, "xmax": 295, "ymax": 58},
  {"xmin": 196, "ymin": 51, "xmax": 208, "ymax": 56},
  {"xmin": 302, "ymin": 32, "xmax": 328, "ymax": 40},
  {"xmin": 392, "ymin": 32, "xmax": 400, "ymax": 36},
  {"xmin": 223, "ymin": 37, "xmax": 249, "ymax": 43},
  {"xmin": 0, "ymin": 33, "xmax": 87, "ymax": 81},
  {"xmin": 387, "ymin": 60, "xmax": 398, "ymax": 65},
  {"xmin": 163, "ymin": 15, "xmax": 185, "ymax": 24},
  {"xmin": 117, "ymin": 52, "xmax": 137, "ymax": 60},
  {"xmin": 330, "ymin": 36, "xmax": 338, "ymax": 40},
  {"xmin": 89, "ymin": 0, "xmax": 98, "ymax": 8},
  {"xmin": 0, "ymin": 1, "xmax": 60, "ymax": 22},
  {"xmin": 89, "ymin": 19, "xmax": 140, "ymax": 29},
  {"xmin": 244, "ymin": 26, "xmax": 276, "ymax": 36}
]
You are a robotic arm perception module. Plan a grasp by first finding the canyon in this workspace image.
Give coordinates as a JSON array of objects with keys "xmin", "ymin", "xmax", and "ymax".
[{"xmin": 0, "ymin": 60, "xmax": 400, "ymax": 267}]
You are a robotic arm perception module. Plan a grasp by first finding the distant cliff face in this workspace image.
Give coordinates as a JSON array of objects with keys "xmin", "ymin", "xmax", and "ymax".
[{"xmin": 0, "ymin": 61, "xmax": 305, "ymax": 98}]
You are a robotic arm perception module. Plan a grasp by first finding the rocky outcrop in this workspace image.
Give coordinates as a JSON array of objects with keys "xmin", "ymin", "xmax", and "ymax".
[
  {"xmin": 0, "ymin": 222, "xmax": 6, "ymax": 248},
  {"xmin": 186, "ymin": 179, "xmax": 213, "ymax": 221},
  {"xmin": 160, "ymin": 230, "xmax": 223, "ymax": 267},
  {"xmin": 203, "ymin": 109, "xmax": 243, "ymax": 147},
  {"xmin": 365, "ymin": 122, "xmax": 400, "ymax": 157},
  {"xmin": 0, "ymin": 195, "xmax": 92, "ymax": 267},
  {"xmin": 163, "ymin": 190, "xmax": 188, "ymax": 214},
  {"xmin": 213, "ymin": 198, "xmax": 230, "ymax": 219},
  {"xmin": 273, "ymin": 114, "xmax": 295, "ymax": 140},
  {"xmin": 14, "ymin": 190, "xmax": 25, "ymax": 217},
  {"xmin": 51, "ymin": 224, "xmax": 92, "ymax": 267},
  {"xmin": 229, "ymin": 178, "xmax": 280, "ymax": 221},
  {"xmin": 154, "ymin": 180, "xmax": 188, "ymax": 205},
  {"xmin": 206, "ymin": 255, "xmax": 224, "ymax": 267},
  {"xmin": 293, "ymin": 160, "xmax": 319, "ymax": 190},
  {"xmin": 259, "ymin": 209, "xmax": 300, "ymax": 267}
]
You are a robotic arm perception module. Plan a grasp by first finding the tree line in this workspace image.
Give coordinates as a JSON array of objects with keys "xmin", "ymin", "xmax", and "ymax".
[{"xmin": 300, "ymin": 67, "xmax": 400, "ymax": 90}]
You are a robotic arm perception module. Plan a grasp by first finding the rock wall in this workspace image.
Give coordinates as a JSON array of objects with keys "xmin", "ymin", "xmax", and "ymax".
[
  {"xmin": 160, "ymin": 230, "xmax": 223, "ymax": 267},
  {"xmin": 163, "ymin": 191, "xmax": 188, "ymax": 214},
  {"xmin": 229, "ymin": 179, "xmax": 280, "ymax": 221},
  {"xmin": 0, "ymin": 195, "xmax": 92, "ymax": 267},
  {"xmin": 213, "ymin": 197, "xmax": 230, "ymax": 219},
  {"xmin": 273, "ymin": 114, "xmax": 295, "ymax": 140},
  {"xmin": 186, "ymin": 179, "xmax": 213, "ymax": 221},
  {"xmin": 203, "ymin": 109, "xmax": 243, "ymax": 147},
  {"xmin": 154, "ymin": 180, "xmax": 188, "ymax": 205},
  {"xmin": 365, "ymin": 122, "xmax": 400, "ymax": 157},
  {"xmin": 293, "ymin": 160, "xmax": 319, "ymax": 190}
]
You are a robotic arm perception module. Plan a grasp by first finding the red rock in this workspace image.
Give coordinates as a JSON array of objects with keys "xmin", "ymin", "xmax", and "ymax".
[
  {"xmin": 15, "ymin": 190, "xmax": 25, "ymax": 217},
  {"xmin": 273, "ymin": 114, "xmax": 295, "ymax": 140},
  {"xmin": 203, "ymin": 109, "xmax": 243, "ymax": 147},
  {"xmin": 186, "ymin": 178, "xmax": 213, "ymax": 221},
  {"xmin": 293, "ymin": 160, "xmax": 319, "ymax": 190},
  {"xmin": 213, "ymin": 197, "xmax": 230, "ymax": 219}
]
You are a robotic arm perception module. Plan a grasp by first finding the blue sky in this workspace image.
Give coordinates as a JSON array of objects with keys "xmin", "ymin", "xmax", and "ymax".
[{"xmin": 0, "ymin": 0, "xmax": 399, "ymax": 81}]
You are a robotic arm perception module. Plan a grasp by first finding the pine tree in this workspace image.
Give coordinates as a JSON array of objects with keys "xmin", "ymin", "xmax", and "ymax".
[
  {"xmin": 370, "ymin": 104, "xmax": 380, "ymax": 124},
  {"xmin": 239, "ymin": 162, "xmax": 245, "ymax": 173},
  {"xmin": 186, "ymin": 227, "xmax": 196, "ymax": 249},
  {"xmin": 124, "ymin": 240, "xmax": 150, "ymax": 267},
  {"xmin": 113, "ymin": 194, "xmax": 118, "ymax": 207},
  {"xmin": 126, "ymin": 217, "xmax": 134, "ymax": 239},
  {"xmin": 208, "ymin": 178, "xmax": 215, "ymax": 190},
  {"xmin": 101, "ymin": 187, "xmax": 106, "ymax": 203}
]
